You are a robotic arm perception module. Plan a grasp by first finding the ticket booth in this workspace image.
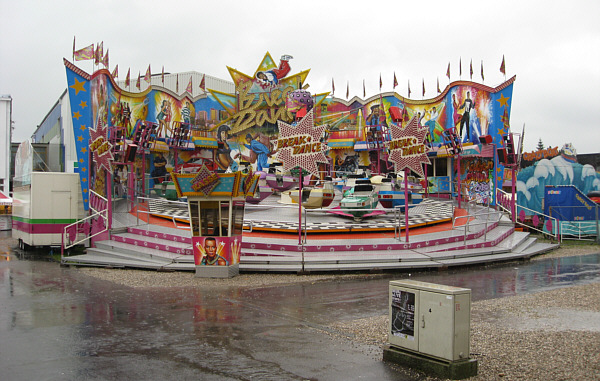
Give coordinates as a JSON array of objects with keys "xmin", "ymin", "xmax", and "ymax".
[{"xmin": 172, "ymin": 167, "xmax": 259, "ymax": 278}]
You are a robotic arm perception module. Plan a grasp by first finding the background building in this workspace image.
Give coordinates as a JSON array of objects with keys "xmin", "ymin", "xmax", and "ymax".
[{"xmin": 1, "ymin": 95, "xmax": 13, "ymax": 195}]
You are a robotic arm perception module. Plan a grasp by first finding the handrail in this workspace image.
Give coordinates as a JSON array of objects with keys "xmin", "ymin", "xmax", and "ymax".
[
  {"xmin": 497, "ymin": 188, "xmax": 561, "ymax": 242},
  {"xmin": 61, "ymin": 190, "xmax": 109, "ymax": 259}
]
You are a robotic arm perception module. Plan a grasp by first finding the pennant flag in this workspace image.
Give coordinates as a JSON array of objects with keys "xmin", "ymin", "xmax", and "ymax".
[
  {"xmin": 144, "ymin": 64, "xmax": 151, "ymax": 83},
  {"xmin": 437, "ymin": 77, "xmax": 441, "ymax": 93},
  {"xmin": 363, "ymin": 79, "xmax": 366, "ymax": 98},
  {"xmin": 94, "ymin": 42, "xmax": 103, "ymax": 65},
  {"xmin": 346, "ymin": 81, "xmax": 349, "ymax": 99},
  {"xmin": 469, "ymin": 59, "xmax": 473, "ymax": 80},
  {"xmin": 402, "ymin": 105, "xmax": 409, "ymax": 122},
  {"xmin": 331, "ymin": 78, "xmax": 335, "ymax": 95},
  {"xmin": 446, "ymin": 62, "xmax": 450, "ymax": 80},
  {"xmin": 481, "ymin": 60, "xmax": 485, "ymax": 81},
  {"xmin": 379, "ymin": 74, "xmax": 382, "ymax": 90},
  {"xmin": 393, "ymin": 72, "xmax": 398, "ymax": 89},
  {"xmin": 500, "ymin": 55, "xmax": 506, "ymax": 75},
  {"xmin": 74, "ymin": 44, "xmax": 95, "ymax": 61},
  {"xmin": 199, "ymin": 74, "xmax": 206, "ymax": 90},
  {"xmin": 125, "ymin": 68, "xmax": 130, "ymax": 87},
  {"xmin": 408, "ymin": 80, "xmax": 411, "ymax": 98},
  {"xmin": 161, "ymin": 66, "xmax": 165, "ymax": 84},
  {"xmin": 72, "ymin": 36, "xmax": 75, "ymax": 61},
  {"xmin": 459, "ymin": 57, "xmax": 462, "ymax": 78},
  {"xmin": 111, "ymin": 64, "xmax": 118, "ymax": 78},
  {"xmin": 186, "ymin": 76, "xmax": 193, "ymax": 94},
  {"xmin": 422, "ymin": 79, "xmax": 425, "ymax": 97},
  {"xmin": 136, "ymin": 72, "xmax": 141, "ymax": 90},
  {"xmin": 102, "ymin": 49, "xmax": 109, "ymax": 68}
]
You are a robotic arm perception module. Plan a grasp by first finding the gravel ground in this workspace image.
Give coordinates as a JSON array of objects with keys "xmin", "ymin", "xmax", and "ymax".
[{"xmin": 3, "ymin": 235, "xmax": 600, "ymax": 380}]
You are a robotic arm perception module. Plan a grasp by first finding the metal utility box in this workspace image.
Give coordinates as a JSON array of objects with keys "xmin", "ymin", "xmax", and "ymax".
[{"xmin": 389, "ymin": 280, "xmax": 471, "ymax": 361}]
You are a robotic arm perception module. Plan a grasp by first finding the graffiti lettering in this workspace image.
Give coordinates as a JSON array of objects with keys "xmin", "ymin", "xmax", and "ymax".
[
  {"xmin": 522, "ymin": 147, "xmax": 559, "ymax": 162},
  {"xmin": 231, "ymin": 83, "xmax": 294, "ymax": 134}
]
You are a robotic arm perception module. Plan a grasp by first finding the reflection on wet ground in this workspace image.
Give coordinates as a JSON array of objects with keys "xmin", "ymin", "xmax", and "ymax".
[{"xmin": 1, "ymin": 233, "xmax": 598, "ymax": 380}]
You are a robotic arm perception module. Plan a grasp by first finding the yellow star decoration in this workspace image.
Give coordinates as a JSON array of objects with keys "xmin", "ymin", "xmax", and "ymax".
[
  {"xmin": 497, "ymin": 93, "xmax": 510, "ymax": 108},
  {"xmin": 70, "ymin": 77, "xmax": 86, "ymax": 95},
  {"xmin": 79, "ymin": 100, "xmax": 87, "ymax": 109},
  {"xmin": 81, "ymin": 147, "xmax": 87, "ymax": 153},
  {"xmin": 81, "ymin": 167, "xmax": 86, "ymax": 172},
  {"xmin": 80, "ymin": 124, "xmax": 87, "ymax": 131},
  {"xmin": 79, "ymin": 158, "xmax": 84, "ymax": 163},
  {"xmin": 83, "ymin": 188, "xmax": 88, "ymax": 193},
  {"xmin": 78, "ymin": 136, "xmax": 84, "ymax": 142},
  {"xmin": 82, "ymin": 177, "xmax": 87, "ymax": 183},
  {"xmin": 73, "ymin": 111, "xmax": 81, "ymax": 120}
]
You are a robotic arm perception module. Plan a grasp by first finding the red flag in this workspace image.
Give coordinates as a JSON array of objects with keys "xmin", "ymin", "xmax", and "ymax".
[
  {"xmin": 437, "ymin": 77, "xmax": 441, "ymax": 93},
  {"xmin": 446, "ymin": 62, "xmax": 450, "ymax": 80},
  {"xmin": 481, "ymin": 60, "xmax": 485, "ymax": 82},
  {"xmin": 331, "ymin": 78, "xmax": 335, "ymax": 95},
  {"xmin": 95, "ymin": 42, "xmax": 103, "ymax": 65},
  {"xmin": 125, "ymin": 68, "xmax": 130, "ymax": 87},
  {"xmin": 422, "ymin": 79, "xmax": 425, "ymax": 97},
  {"xmin": 161, "ymin": 66, "xmax": 165, "ymax": 84},
  {"xmin": 393, "ymin": 72, "xmax": 398, "ymax": 89},
  {"xmin": 199, "ymin": 74, "xmax": 206, "ymax": 90},
  {"xmin": 346, "ymin": 81, "xmax": 349, "ymax": 99},
  {"xmin": 469, "ymin": 59, "xmax": 473, "ymax": 80},
  {"xmin": 500, "ymin": 55, "xmax": 506, "ymax": 75},
  {"xmin": 144, "ymin": 65, "xmax": 151, "ymax": 83},
  {"xmin": 186, "ymin": 76, "xmax": 193, "ymax": 94},
  {"xmin": 379, "ymin": 74, "xmax": 382, "ymax": 90},
  {"xmin": 102, "ymin": 49, "xmax": 109, "ymax": 68},
  {"xmin": 136, "ymin": 72, "xmax": 141, "ymax": 90},
  {"xmin": 408, "ymin": 80, "xmax": 411, "ymax": 98},
  {"xmin": 74, "ymin": 44, "xmax": 95, "ymax": 61},
  {"xmin": 111, "ymin": 64, "xmax": 118, "ymax": 78}
]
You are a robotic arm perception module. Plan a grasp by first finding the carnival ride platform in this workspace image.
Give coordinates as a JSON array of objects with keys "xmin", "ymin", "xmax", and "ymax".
[{"xmin": 61, "ymin": 192, "xmax": 560, "ymax": 273}]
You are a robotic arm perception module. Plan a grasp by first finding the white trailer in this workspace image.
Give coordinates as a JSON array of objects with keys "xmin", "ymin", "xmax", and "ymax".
[{"xmin": 12, "ymin": 172, "xmax": 85, "ymax": 248}]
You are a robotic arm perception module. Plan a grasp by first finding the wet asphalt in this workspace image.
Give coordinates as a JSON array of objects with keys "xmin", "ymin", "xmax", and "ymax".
[{"xmin": 1, "ymin": 231, "xmax": 599, "ymax": 380}]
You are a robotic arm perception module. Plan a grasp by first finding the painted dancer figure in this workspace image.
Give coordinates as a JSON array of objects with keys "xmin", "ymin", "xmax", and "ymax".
[
  {"xmin": 255, "ymin": 55, "xmax": 293, "ymax": 88},
  {"xmin": 459, "ymin": 91, "xmax": 474, "ymax": 141}
]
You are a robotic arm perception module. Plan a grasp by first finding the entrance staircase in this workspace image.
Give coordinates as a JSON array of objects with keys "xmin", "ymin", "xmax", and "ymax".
[{"xmin": 61, "ymin": 202, "xmax": 559, "ymax": 272}]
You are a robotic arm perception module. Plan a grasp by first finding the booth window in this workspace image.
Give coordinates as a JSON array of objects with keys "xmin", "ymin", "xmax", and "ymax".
[
  {"xmin": 220, "ymin": 201, "xmax": 230, "ymax": 237},
  {"xmin": 199, "ymin": 201, "xmax": 220, "ymax": 237},
  {"xmin": 232, "ymin": 200, "xmax": 244, "ymax": 236},
  {"xmin": 189, "ymin": 200, "xmax": 200, "ymax": 236}
]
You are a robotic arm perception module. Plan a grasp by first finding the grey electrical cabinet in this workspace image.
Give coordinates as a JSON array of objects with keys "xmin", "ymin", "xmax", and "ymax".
[{"xmin": 388, "ymin": 280, "xmax": 471, "ymax": 361}]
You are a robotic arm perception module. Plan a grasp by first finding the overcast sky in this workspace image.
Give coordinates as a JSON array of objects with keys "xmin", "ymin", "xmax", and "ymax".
[{"xmin": 2, "ymin": 0, "xmax": 599, "ymax": 154}]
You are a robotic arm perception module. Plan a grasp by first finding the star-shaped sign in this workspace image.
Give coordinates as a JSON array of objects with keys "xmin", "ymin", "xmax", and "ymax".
[
  {"xmin": 275, "ymin": 109, "xmax": 329, "ymax": 177},
  {"xmin": 190, "ymin": 165, "xmax": 220, "ymax": 195},
  {"xmin": 385, "ymin": 116, "xmax": 431, "ymax": 178},
  {"xmin": 89, "ymin": 122, "xmax": 113, "ymax": 173}
]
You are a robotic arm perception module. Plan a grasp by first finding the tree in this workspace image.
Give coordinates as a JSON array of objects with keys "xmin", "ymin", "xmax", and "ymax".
[{"xmin": 536, "ymin": 138, "xmax": 544, "ymax": 151}]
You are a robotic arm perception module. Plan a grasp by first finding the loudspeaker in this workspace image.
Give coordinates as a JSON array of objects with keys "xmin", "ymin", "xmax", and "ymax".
[
  {"xmin": 497, "ymin": 148, "xmax": 507, "ymax": 164},
  {"xmin": 479, "ymin": 135, "xmax": 492, "ymax": 145},
  {"xmin": 389, "ymin": 106, "xmax": 402, "ymax": 122},
  {"xmin": 125, "ymin": 144, "xmax": 138, "ymax": 163}
]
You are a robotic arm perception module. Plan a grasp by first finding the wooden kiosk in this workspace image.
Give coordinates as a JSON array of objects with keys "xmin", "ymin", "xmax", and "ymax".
[{"xmin": 172, "ymin": 166, "xmax": 259, "ymax": 278}]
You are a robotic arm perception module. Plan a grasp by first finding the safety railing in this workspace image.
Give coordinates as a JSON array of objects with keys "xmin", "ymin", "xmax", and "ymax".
[
  {"xmin": 548, "ymin": 205, "xmax": 598, "ymax": 242},
  {"xmin": 135, "ymin": 196, "xmax": 190, "ymax": 230},
  {"xmin": 61, "ymin": 190, "xmax": 109, "ymax": 258},
  {"xmin": 497, "ymin": 188, "xmax": 561, "ymax": 242}
]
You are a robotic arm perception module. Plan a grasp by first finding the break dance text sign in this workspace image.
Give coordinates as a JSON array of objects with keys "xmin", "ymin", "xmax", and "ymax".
[
  {"xmin": 386, "ymin": 116, "xmax": 431, "ymax": 178},
  {"xmin": 275, "ymin": 108, "xmax": 328, "ymax": 177}
]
